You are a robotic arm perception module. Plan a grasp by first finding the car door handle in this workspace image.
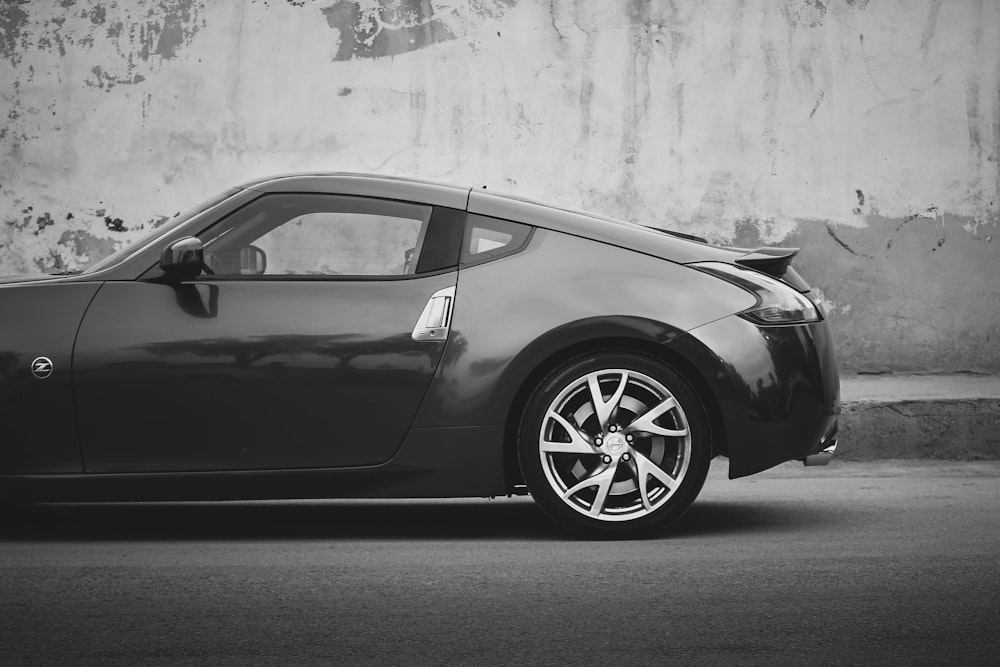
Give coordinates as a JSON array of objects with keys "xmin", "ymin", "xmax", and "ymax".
[{"xmin": 412, "ymin": 286, "xmax": 456, "ymax": 342}]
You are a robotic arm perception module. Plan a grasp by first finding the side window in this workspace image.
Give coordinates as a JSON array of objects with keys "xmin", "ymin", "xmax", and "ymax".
[
  {"xmin": 460, "ymin": 214, "xmax": 533, "ymax": 267},
  {"xmin": 202, "ymin": 194, "xmax": 431, "ymax": 277}
]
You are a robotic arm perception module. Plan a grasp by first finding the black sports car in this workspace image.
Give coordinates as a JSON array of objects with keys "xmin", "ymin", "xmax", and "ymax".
[{"xmin": 0, "ymin": 173, "xmax": 839, "ymax": 537}]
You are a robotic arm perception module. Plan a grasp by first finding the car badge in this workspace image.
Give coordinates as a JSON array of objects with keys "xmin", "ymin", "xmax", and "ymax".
[{"xmin": 30, "ymin": 356, "xmax": 53, "ymax": 379}]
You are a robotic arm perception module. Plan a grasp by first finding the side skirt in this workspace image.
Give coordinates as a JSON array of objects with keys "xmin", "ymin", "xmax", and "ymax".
[{"xmin": 0, "ymin": 426, "xmax": 506, "ymax": 502}]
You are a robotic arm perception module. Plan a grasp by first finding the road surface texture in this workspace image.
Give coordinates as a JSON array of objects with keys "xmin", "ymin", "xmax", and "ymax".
[{"xmin": 2, "ymin": 460, "xmax": 998, "ymax": 665}]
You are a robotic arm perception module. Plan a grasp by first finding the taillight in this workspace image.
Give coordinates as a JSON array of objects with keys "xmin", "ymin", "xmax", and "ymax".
[{"xmin": 691, "ymin": 261, "xmax": 821, "ymax": 325}]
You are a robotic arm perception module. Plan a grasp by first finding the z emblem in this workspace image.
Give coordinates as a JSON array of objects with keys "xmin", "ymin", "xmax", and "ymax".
[{"xmin": 30, "ymin": 356, "xmax": 53, "ymax": 379}]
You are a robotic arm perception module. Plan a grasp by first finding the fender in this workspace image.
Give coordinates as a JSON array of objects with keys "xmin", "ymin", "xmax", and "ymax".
[
  {"xmin": 411, "ymin": 228, "xmax": 755, "ymax": 430},
  {"xmin": 0, "ymin": 280, "xmax": 103, "ymax": 473}
]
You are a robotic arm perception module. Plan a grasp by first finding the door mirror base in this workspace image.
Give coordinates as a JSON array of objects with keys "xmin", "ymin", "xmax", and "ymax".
[{"xmin": 160, "ymin": 236, "xmax": 205, "ymax": 279}]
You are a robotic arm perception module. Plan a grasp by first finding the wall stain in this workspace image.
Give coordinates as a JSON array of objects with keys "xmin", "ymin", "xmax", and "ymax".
[
  {"xmin": 49, "ymin": 15, "xmax": 68, "ymax": 55},
  {"xmin": 4, "ymin": 1, "xmax": 206, "ymax": 69},
  {"xmin": 0, "ymin": 0, "xmax": 30, "ymax": 65},
  {"xmin": 674, "ymin": 82, "xmax": 684, "ymax": 138},
  {"xmin": 322, "ymin": 0, "xmax": 456, "ymax": 60},
  {"xmin": 462, "ymin": 0, "xmax": 517, "ymax": 21},
  {"xmin": 549, "ymin": 0, "xmax": 566, "ymax": 41},
  {"xmin": 759, "ymin": 29, "xmax": 779, "ymax": 176},
  {"xmin": 808, "ymin": 90, "xmax": 824, "ymax": 119},
  {"xmin": 410, "ymin": 88, "xmax": 426, "ymax": 166},
  {"xmin": 661, "ymin": 2, "xmax": 690, "ymax": 66},
  {"xmin": 155, "ymin": 0, "xmax": 200, "ymax": 59},
  {"xmin": 33, "ymin": 212, "xmax": 54, "ymax": 235},
  {"xmin": 577, "ymin": 31, "xmax": 595, "ymax": 143},
  {"xmin": 320, "ymin": 0, "xmax": 517, "ymax": 60},
  {"xmin": 884, "ymin": 206, "xmax": 955, "ymax": 251},
  {"xmin": 966, "ymin": 0, "xmax": 985, "ymax": 201},
  {"xmin": 58, "ymin": 228, "xmax": 119, "ymax": 264},
  {"xmin": 1, "ymin": 0, "xmax": 208, "ymax": 167},
  {"xmin": 995, "ymin": 79, "xmax": 1000, "ymax": 208},
  {"xmin": 781, "ymin": 0, "xmax": 826, "ymax": 30},
  {"xmin": 86, "ymin": 64, "xmax": 145, "ymax": 90},
  {"xmin": 90, "ymin": 3, "xmax": 106, "ymax": 25},
  {"xmin": 886, "ymin": 213, "xmax": 919, "ymax": 249},
  {"xmin": 33, "ymin": 248, "xmax": 67, "ymax": 273},
  {"xmin": 858, "ymin": 34, "xmax": 888, "ymax": 99},
  {"xmin": 9, "ymin": 205, "xmax": 32, "ymax": 231},
  {"xmin": 104, "ymin": 216, "xmax": 127, "ymax": 232},
  {"xmin": 729, "ymin": 216, "xmax": 777, "ymax": 248},
  {"xmin": 826, "ymin": 223, "xmax": 871, "ymax": 258},
  {"xmin": 728, "ymin": 0, "xmax": 746, "ymax": 75},
  {"xmin": 616, "ymin": 0, "xmax": 654, "ymax": 218},
  {"xmin": 919, "ymin": 0, "xmax": 941, "ymax": 58}
]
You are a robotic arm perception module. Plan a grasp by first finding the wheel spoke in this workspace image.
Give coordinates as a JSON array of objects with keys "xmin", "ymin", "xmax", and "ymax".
[
  {"xmin": 631, "ymin": 449, "xmax": 677, "ymax": 510},
  {"xmin": 587, "ymin": 371, "xmax": 628, "ymax": 431},
  {"xmin": 541, "ymin": 412, "xmax": 598, "ymax": 455},
  {"xmin": 562, "ymin": 461, "xmax": 619, "ymax": 517},
  {"xmin": 624, "ymin": 397, "xmax": 687, "ymax": 437}
]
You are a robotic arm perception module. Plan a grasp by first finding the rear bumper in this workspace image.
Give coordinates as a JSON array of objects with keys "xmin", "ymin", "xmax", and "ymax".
[{"xmin": 668, "ymin": 314, "xmax": 840, "ymax": 478}]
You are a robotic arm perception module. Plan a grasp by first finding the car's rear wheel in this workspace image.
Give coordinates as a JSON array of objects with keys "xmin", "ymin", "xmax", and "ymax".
[{"xmin": 518, "ymin": 352, "xmax": 711, "ymax": 537}]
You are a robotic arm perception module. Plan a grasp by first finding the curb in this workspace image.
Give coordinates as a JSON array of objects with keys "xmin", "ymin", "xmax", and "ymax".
[{"xmin": 838, "ymin": 375, "xmax": 1000, "ymax": 460}]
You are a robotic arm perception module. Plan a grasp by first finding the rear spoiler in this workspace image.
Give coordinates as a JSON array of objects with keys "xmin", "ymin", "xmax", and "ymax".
[
  {"xmin": 734, "ymin": 247, "xmax": 799, "ymax": 275},
  {"xmin": 733, "ymin": 247, "xmax": 811, "ymax": 292},
  {"xmin": 641, "ymin": 223, "xmax": 808, "ymax": 289}
]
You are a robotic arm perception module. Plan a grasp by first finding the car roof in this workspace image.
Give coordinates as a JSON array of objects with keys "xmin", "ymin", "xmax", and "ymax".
[
  {"xmin": 239, "ymin": 172, "xmax": 471, "ymax": 210},
  {"xmin": 468, "ymin": 189, "xmax": 745, "ymax": 264},
  {"xmin": 241, "ymin": 173, "xmax": 744, "ymax": 264}
]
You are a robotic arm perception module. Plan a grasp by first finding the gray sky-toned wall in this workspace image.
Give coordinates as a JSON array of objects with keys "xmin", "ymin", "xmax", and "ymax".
[{"xmin": 1, "ymin": 0, "xmax": 998, "ymax": 372}]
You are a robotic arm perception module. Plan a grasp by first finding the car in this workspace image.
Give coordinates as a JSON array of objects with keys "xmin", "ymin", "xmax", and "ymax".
[{"xmin": 0, "ymin": 173, "xmax": 839, "ymax": 537}]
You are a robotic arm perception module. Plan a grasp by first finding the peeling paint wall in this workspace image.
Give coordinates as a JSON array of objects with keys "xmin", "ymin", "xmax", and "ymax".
[{"xmin": 1, "ymin": 0, "xmax": 998, "ymax": 372}]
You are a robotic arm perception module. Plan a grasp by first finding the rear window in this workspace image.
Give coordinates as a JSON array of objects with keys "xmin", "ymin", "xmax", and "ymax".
[{"xmin": 460, "ymin": 214, "xmax": 533, "ymax": 267}]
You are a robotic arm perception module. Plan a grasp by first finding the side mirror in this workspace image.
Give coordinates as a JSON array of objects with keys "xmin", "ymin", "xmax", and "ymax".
[
  {"xmin": 160, "ymin": 236, "xmax": 205, "ymax": 278},
  {"xmin": 241, "ymin": 244, "xmax": 267, "ymax": 275}
]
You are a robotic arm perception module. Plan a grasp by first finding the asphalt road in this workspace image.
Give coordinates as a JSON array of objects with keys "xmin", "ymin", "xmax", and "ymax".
[{"xmin": 1, "ymin": 460, "xmax": 998, "ymax": 665}]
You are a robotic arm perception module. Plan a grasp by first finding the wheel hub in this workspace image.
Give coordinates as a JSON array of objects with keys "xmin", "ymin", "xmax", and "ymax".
[{"xmin": 603, "ymin": 434, "xmax": 627, "ymax": 453}]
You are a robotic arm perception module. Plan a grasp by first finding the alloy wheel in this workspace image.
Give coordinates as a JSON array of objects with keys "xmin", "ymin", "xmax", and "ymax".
[{"xmin": 537, "ymin": 368, "xmax": 692, "ymax": 522}]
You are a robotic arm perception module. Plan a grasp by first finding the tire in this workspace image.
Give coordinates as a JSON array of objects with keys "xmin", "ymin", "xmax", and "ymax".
[{"xmin": 517, "ymin": 351, "xmax": 711, "ymax": 538}]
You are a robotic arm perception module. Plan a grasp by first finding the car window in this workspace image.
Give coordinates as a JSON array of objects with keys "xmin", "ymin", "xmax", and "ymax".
[
  {"xmin": 460, "ymin": 214, "xmax": 533, "ymax": 267},
  {"xmin": 252, "ymin": 211, "xmax": 423, "ymax": 276},
  {"xmin": 202, "ymin": 194, "xmax": 431, "ymax": 277}
]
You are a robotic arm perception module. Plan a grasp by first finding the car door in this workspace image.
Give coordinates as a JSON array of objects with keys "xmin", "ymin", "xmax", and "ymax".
[{"xmin": 73, "ymin": 193, "xmax": 462, "ymax": 473}]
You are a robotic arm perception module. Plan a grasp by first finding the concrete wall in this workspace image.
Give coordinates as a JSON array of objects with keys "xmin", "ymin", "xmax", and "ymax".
[{"xmin": 1, "ymin": 0, "xmax": 998, "ymax": 372}]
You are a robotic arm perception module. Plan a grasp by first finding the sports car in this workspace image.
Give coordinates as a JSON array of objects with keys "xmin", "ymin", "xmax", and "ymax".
[{"xmin": 0, "ymin": 173, "xmax": 839, "ymax": 537}]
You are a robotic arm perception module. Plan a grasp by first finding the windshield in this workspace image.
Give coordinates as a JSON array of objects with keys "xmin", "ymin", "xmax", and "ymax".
[{"xmin": 82, "ymin": 187, "xmax": 240, "ymax": 274}]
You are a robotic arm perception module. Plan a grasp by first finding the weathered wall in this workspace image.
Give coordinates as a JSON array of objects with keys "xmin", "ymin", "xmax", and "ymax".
[{"xmin": 1, "ymin": 0, "xmax": 998, "ymax": 372}]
